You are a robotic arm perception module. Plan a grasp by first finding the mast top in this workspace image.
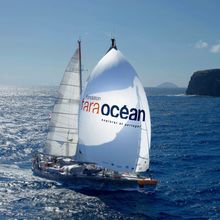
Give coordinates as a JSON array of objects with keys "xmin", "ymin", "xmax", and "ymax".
[
  {"xmin": 77, "ymin": 40, "xmax": 81, "ymax": 47},
  {"xmin": 106, "ymin": 38, "xmax": 117, "ymax": 53},
  {"xmin": 111, "ymin": 38, "xmax": 117, "ymax": 50}
]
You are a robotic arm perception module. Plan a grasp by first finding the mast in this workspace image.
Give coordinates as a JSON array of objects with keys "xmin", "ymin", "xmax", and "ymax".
[{"xmin": 78, "ymin": 40, "xmax": 82, "ymax": 94}]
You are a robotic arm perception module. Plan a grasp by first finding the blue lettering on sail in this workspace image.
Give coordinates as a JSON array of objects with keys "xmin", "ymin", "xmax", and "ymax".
[{"xmin": 81, "ymin": 99, "xmax": 145, "ymax": 122}]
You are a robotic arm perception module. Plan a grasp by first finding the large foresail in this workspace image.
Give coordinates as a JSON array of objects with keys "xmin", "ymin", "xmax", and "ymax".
[
  {"xmin": 44, "ymin": 42, "xmax": 81, "ymax": 157},
  {"xmin": 77, "ymin": 43, "xmax": 151, "ymax": 173}
]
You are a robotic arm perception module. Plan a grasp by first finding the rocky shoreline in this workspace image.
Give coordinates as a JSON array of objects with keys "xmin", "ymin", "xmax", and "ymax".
[{"xmin": 186, "ymin": 69, "xmax": 220, "ymax": 97}]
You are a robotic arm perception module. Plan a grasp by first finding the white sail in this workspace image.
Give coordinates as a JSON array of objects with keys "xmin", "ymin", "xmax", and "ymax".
[
  {"xmin": 77, "ymin": 47, "xmax": 151, "ymax": 173},
  {"xmin": 135, "ymin": 82, "xmax": 151, "ymax": 172},
  {"xmin": 44, "ymin": 42, "xmax": 81, "ymax": 157}
]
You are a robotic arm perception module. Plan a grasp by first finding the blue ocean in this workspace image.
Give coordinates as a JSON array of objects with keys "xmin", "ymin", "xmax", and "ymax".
[{"xmin": 0, "ymin": 86, "xmax": 219, "ymax": 219}]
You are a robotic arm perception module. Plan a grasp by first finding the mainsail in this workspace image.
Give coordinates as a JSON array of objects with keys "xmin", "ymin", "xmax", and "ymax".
[
  {"xmin": 77, "ymin": 39, "xmax": 151, "ymax": 173},
  {"xmin": 44, "ymin": 41, "xmax": 82, "ymax": 157}
]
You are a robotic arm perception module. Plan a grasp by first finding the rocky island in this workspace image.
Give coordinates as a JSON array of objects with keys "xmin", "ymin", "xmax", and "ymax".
[
  {"xmin": 186, "ymin": 69, "xmax": 220, "ymax": 97},
  {"xmin": 157, "ymin": 82, "xmax": 178, "ymax": 88}
]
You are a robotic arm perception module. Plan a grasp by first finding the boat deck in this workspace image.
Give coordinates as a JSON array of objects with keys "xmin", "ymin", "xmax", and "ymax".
[{"xmin": 32, "ymin": 153, "xmax": 157, "ymax": 191}]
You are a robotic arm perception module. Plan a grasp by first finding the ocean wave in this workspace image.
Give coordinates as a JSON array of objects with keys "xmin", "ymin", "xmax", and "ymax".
[{"xmin": 0, "ymin": 86, "xmax": 219, "ymax": 219}]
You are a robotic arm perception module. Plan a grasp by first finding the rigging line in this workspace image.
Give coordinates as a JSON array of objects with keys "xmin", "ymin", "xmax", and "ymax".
[
  {"xmin": 55, "ymin": 97, "xmax": 79, "ymax": 101},
  {"xmin": 67, "ymin": 56, "xmax": 78, "ymax": 62},
  {"xmin": 60, "ymin": 83, "xmax": 80, "ymax": 87},
  {"xmin": 48, "ymin": 125, "xmax": 77, "ymax": 130},
  {"xmin": 46, "ymin": 139, "xmax": 77, "ymax": 144},
  {"xmin": 65, "ymin": 66, "xmax": 79, "ymax": 69},
  {"xmin": 47, "ymin": 133, "xmax": 78, "ymax": 139},
  {"xmin": 64, "ymin": 71, "xmax": 80, "ymax": 74},
  {"xmin": 52, "ymin": 111, "xmax": 79, "ymax": 116},
  {"xmin": 48, "ymin": 131, "xmax": 78, "ymax": 135},
  {"xmin": 138, "ymin": 156, "xmax": 148, "ymax": 160}
]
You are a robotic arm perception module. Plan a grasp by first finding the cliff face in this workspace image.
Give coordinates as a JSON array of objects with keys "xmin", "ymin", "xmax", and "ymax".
[{"xmin": 186, "ymin": 69, "xmax": 220, "ymax": 97}]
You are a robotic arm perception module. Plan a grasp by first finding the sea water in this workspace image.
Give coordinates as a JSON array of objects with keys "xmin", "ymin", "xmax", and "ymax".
[{"xmin": 0, "ymin": 86, "xmax": 219, "ymax": 219}]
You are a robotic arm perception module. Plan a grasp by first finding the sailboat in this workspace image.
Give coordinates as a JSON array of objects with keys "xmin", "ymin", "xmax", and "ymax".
[{"xmin": 32, "ymin": 39, "xmax": 157, "ymax": 191}]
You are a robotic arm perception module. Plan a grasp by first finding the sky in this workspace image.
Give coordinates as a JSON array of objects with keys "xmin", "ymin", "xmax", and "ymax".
[{"xmin": 0, "ymin": 0, "xmax": 220, "ymax": 87}]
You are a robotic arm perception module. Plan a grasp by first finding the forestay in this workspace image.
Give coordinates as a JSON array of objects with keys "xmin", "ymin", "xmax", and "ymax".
[
  {"xmin": 45, "ymin": 43, "xmax": 81, "ymax": 157},
  {"xmin": 77, "ymin": 47, "xmax": 151, "ymax": 173}
]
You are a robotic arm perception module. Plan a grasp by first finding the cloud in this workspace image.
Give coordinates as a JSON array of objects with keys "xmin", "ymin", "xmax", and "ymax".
[
  {"xmin": 210, "ymin": 42, "xmax": 220, "ymax": 53},
  {"xmin": 195, "ymin": 40, "xmax": 208, "ymax": 49}
]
